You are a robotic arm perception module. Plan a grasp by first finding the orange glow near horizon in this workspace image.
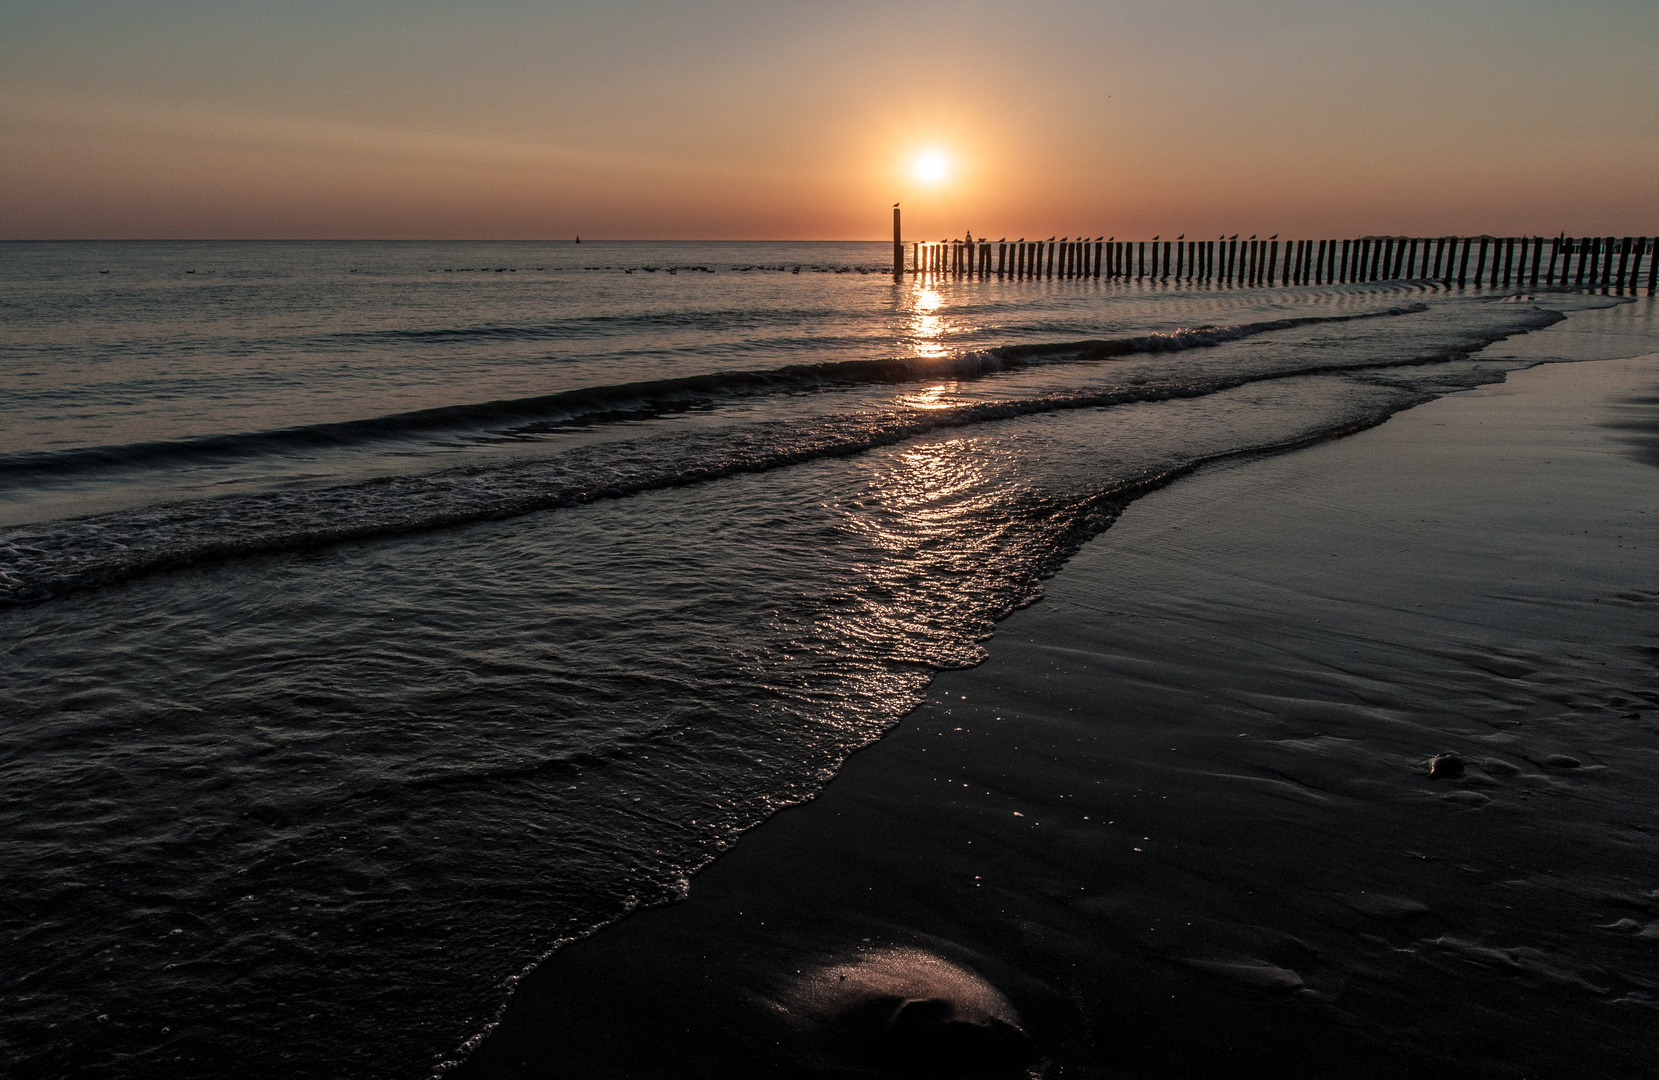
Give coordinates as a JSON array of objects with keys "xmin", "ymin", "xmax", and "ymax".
[{"xmin": 1, "ymin": 5, "xmax": 1654, "ymax": 239}]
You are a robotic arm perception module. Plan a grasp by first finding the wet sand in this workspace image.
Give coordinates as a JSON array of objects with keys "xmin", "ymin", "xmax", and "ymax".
[{"xmin": 458, "ymin": 308, "xmax": 1659, "ymax": 1079}]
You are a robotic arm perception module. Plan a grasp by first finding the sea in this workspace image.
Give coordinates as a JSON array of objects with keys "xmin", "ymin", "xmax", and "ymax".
[{"xmin": 0, "ymin": 240, "xmax": 1622, "ymax": 1079}]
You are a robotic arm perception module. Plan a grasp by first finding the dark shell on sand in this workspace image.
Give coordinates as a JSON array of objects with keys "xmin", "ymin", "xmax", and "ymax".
[{"xmin": 1429, "ymin": 752, "xmax": 1465, "ymax": 779}]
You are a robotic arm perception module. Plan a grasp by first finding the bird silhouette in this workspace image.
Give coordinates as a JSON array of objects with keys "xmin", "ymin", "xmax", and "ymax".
[
  {"xmin": 893, "ymin": 203, "xmax": 900, "ymax": 208},
  {"xmin": 1229, "ymin": 234, "xmax": 1238, "ymax": 240},
  {"xmin": 1249, "ymin": 235, "xmax": 1257, "ymax": 241},
  {"xmin": 1177, "ymin": 234, "xmax": 1185, "ymax": 240},
  {"xmin": 1153, "ymin": 235, "xmax": 1159, "ymax": 241},
  {"xmin": 1269, "ymin": 234, "xmax": 1278, "ymax": 239},
  {"xmin": 998, "ymin": 237, "xmax": 1006, "ymax": 242}
]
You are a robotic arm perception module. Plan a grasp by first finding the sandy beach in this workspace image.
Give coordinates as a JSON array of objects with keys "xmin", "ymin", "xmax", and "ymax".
[{"xmin": 458, "ymin": 301, "xmax": 1659, "ymax": 1079}]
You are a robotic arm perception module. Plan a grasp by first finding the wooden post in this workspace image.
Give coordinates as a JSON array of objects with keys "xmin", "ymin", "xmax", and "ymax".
[
  {"xmin": 1472, "ymin": 237, "xmax": 1487, "ymax": 287},
  {"xmin": 893, "ymin": 206, "xmax": 903, "ymax": 281},
  {"xmin": 1648, "ymin": 238, "xmax": 1658, "ymax": 295},
  {"xmin": 1455, "ymin": 237, "xmax": 1470, "ymax": 287}
]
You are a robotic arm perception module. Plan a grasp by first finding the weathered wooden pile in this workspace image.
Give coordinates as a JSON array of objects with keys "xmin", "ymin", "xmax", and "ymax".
[{"xmin": 903, "ymin": 234, "xmax": 1656, "ymax": 294}]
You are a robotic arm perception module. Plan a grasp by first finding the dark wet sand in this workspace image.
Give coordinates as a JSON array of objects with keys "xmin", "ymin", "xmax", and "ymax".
[{"xmin": 458, "ymin": 325, "xmax": 1659, "ymax": 1078}]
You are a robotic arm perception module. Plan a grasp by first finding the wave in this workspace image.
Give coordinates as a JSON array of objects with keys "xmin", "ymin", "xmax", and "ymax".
[
  {"xmin": 0, "ymin": 304, "xmax": 1430, "ymax": 482},
  {"xmin": 0, "ymin": 302, "xmax": 1564, "ymax": 609}
]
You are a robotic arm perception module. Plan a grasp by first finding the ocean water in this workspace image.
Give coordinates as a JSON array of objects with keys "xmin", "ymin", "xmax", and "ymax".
[{"xmin": 0, "ymin": 241, "xmax": 1617, "ymax": 1078}]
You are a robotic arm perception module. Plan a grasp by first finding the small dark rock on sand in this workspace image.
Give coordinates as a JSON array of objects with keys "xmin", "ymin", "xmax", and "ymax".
[
  {"xmin": 1429, "ymin": 753, "xmax": 1465, "ymax": 779},
  {"xmin": 850, "ymin": 995, "xmax": 1039, "ymax": 1079}
]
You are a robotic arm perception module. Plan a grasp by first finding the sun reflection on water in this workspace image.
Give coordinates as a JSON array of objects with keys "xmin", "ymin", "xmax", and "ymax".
[
  {"xmin": 907, "ymin": 286, "xmax": 949, "ymax": 359},
  {"xmin": 900, "ymin": 383, "xmax": 957, "ymax": 410}
]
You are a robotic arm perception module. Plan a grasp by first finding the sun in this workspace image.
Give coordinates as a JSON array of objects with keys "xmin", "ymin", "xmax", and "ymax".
[{"xmin": 912, "ymin": 149, "xmax": 950, "ymax": 185}]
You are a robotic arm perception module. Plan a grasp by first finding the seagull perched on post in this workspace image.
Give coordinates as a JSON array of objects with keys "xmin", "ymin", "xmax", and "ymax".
[
  {"xmin": 1269, "ymin": 234, "xmax": 1278, "ymax": 240},
  {"xmin": 1177, "ymin": 234, "xmax": 1184, "ymax": 240}
]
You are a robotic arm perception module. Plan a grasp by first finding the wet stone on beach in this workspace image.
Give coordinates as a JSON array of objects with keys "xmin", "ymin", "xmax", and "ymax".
[{"xmin": 1428, "ymin": 752, "xmax": 1465, "ymax": 779}]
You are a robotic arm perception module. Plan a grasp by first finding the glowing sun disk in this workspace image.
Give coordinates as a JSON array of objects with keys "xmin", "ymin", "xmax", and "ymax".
[{"xmin": 913, "ymin": 150, "xmax": 950, "ymax": 185}]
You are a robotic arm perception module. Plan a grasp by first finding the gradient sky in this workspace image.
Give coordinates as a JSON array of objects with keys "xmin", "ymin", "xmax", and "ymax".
[{"xmin": 3, "ymin": 0, "xmax": 1655, "ymax": 240}]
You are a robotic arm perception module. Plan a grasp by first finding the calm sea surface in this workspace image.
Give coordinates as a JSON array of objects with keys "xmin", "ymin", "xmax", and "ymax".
[{"xmin": 0, "ymin": 241, "xmax": 1621, "ymax": 1078}]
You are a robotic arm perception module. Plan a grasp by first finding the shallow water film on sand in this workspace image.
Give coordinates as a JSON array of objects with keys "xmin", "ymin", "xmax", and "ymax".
[{"xmin": 0, "ymin": 241, "xmax": 1638, "ymax": 1078}]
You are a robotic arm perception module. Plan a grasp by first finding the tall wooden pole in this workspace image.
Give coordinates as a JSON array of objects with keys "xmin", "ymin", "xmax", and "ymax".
[{"xmin": 893, "ymin": 206, "xmax": 903, "ymax": 282}]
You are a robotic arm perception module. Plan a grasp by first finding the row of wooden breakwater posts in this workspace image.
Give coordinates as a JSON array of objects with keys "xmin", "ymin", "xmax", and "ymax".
[{"xmin": 887, "ymin": 223, "xmax": 1656, "ymax": 296}]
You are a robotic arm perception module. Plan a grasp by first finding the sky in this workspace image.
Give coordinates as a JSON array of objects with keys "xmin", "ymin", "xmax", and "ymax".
[{"xmin": 2, "ymin": 0, "xmax": 1655, "ymax": 240}]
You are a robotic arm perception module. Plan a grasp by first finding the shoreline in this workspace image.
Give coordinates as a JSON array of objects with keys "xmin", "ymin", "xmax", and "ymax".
[{"xmin": 456, "ymin": 303, "xmax": 1659, "ymax": 1078}]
